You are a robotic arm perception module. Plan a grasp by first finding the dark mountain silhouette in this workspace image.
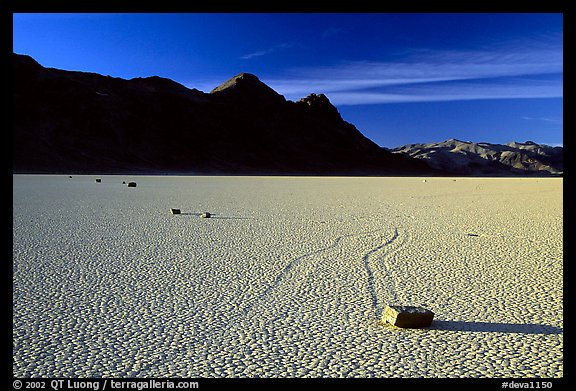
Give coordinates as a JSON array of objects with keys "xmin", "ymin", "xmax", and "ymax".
[
  {"xmin": 12, "ymin": 53, "xmax": 435, "ymax": 175},
  {"xmin": 390, "ymin": 139, "xmax": 563, "ymax": 176}
]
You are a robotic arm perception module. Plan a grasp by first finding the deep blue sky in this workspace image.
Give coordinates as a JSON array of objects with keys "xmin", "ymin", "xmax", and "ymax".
[{"xmin": 13, "ymin": 13, "xmax": 563, "ymax": 147}]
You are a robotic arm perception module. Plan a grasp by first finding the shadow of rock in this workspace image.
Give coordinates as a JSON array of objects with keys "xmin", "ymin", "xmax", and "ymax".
[
  {"xmin": 432, "ymin": 320, "xmax": 562, "ymax": 335},
  {"xmin": 176, "ymin": 212, "xmax": 249, "ymax": 220},
  {"xmin": 209, "ymin": 216, "xmax": 251, "ymax": 220}
]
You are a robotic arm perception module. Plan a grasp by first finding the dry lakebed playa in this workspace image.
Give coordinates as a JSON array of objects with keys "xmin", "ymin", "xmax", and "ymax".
[{"xmin": 12, "ymin": 175, "xmax": 563, "ymax": 378}]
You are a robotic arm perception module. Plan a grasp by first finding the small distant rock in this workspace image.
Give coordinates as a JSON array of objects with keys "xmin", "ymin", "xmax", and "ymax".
[
  {"xmin": 170, "ymin": 208, "xmax": 181, "ymax": 215},
  {"xmin": 69, "ymin": 175, "xmax": 72, "ymax": 178},
  {"xmin": 122, "ymin": 181, "xmax": 126, "ymax": 184},
  {"xmin": 422, "ymin": 179, "xmax": 427, "ymax": 183},
  {"xmin": 382, "ymin": 305, "xmax": 434, "ymax": 329},
  {"xmin": 95, "ymin": 178, "xmax": 101, "ymax": 183},
  {"xmin": 200, "ymin": 212, "xmax": 211, "ymax": 218},
  {"xmin": 127, "ymin": 182, "xmax": 137, "ymax": 187}
]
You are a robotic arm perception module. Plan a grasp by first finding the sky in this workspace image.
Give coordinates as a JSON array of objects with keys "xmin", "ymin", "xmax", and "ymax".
[{"xmin": 12, "ymin": 13, "xmax": 563, "ymax": 148}]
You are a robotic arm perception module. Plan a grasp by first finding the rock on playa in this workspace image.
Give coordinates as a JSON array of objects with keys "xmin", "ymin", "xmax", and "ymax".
[{"xmin": 382, "ymin": 305, "xmax": 434, "ymax": 329}]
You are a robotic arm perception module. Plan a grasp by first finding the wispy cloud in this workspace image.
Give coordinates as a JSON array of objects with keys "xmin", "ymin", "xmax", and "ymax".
[
  {"xmin": 321, "ymin": 27, "xmax": 343, "ymax": 39},
  {"xmin": 522, "ymin": 116, "xmax": 563, "ymax": 124},
  {"xmin": 322, "ymin": 84, "xmax": 562, "ymax": 105},
  {"xmin": 187, "ymin": 36, "xmax": 563, "ymax": 104},
  {"xmin": 240, "ymin": 42, "xmax": 297, "ymax": 60},
  {"xmin": 240, "ymin": 50, "xmax": 270, "ymax": 60},
  {"xmin": 262, "ymin": 42, "xmax": 563, "ymax": 105}
]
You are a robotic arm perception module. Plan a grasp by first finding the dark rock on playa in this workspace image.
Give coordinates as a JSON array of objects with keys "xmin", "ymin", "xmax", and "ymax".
[{"xmin": 382, "ymin": 305, "xmax": 434, "ymax": 329}]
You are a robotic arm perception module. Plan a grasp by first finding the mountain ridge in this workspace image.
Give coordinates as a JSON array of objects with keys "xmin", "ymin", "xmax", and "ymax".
[
  {"xmin": 13, "ymin": 53, "xmax": 562, "ymax": 177},
  {"xmin": 391, "ymin": 139, "xmax": 563, "ymax": 176},
  {"xmin": 12, "ymin": 53, "xmax": 435, "ymax": 175}
]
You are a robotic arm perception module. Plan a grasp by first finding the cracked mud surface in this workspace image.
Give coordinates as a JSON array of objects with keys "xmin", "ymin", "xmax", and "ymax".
[{"xmin": 13, "ymin": 176, "xmax": 563, "ymax": 377}]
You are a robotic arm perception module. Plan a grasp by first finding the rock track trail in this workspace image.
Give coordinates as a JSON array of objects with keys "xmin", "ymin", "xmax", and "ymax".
[
  {"xmin": 362, "ymin": 227, "xmax": 411, "ymax": 317},
  {"xmin": 217, "ymin": 226, "xmax": 410, "ymax": 348},
  {"xmin": 203, "ymin": 224, "xmax": 414, "ymax": 377},
  {"xmin": 250, "ymin": 228, "xmax": 405, "ymax": 316}
]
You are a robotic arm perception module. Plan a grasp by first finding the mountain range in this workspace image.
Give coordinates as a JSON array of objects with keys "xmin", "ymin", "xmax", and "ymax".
[
  {"xmin": 12, "ymin": 53, "xmax": 431, "ymax": 175},
  {"xmin": 390, "ymin": 139, "xmax": 563, "ymax": 176},
  {"xmin": 12, "ymin": 53, "xmax": 562, "ymax": 176}
]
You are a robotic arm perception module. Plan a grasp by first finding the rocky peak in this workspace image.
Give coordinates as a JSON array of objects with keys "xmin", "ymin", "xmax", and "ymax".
[
  {"xmin": 445, "ymin": 138, "xmax": 467, "ymax": 145},
  {"xmin": 129, "ymin": 75, "xmax": 207, "ymax": 101},
  {"xmin": 210, "ymin": 72, "xmax": 261, "ymax": 93},
  {"xmin": 13, "ymin": 53, "xmax": 45, "ymax": 84},
  {"xmin": 296, "ymin": 93, "xmax": 342, "ymax": 121},
  {"xmin": 13, "ymin": 53, "xmax": 42, "ymax": 70},
  {"xmin": 210, "ymin": 72, "xmax": 285, "ymax": 105},
  {"xmin": 298, "ymin": 93, "xmax": 331, "ymax": 106}
]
